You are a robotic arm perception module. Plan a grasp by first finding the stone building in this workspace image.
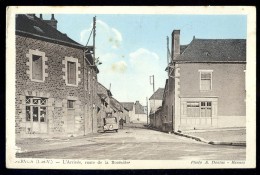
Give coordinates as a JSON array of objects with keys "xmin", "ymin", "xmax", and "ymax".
[
  {"xmin": 121, "ymin": 102, "xmax": 134, "ymax": 124},
  {"xmin": 162, "ymin": 30, "xmax": 246, "ymax": 132},
  {"xmin": 15, "ymin": 14, "xmax": 99, "ymax": 137}
]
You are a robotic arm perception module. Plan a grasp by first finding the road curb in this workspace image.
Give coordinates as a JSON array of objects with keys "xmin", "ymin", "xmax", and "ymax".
[
  {"xmin": 208, "ymin": 141, "xmax": 246, "ymax": 146},
  {"xmin": 173, "ymin": 132, "xmax": 246, "ymax": 147}
]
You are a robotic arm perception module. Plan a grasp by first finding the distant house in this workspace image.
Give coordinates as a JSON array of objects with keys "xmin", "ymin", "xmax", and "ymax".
[
  {"xmin": 161, "ymin": 30, "xmax": 246, "ymax": 132},
  {"xmin": 121, "ymin": 101, "xmax": 147, "ymax": 123},
  {"xmin": 149, "ymin": 88, "xmax": 164, "ymax": 113},
  {"xmin": 15, "ymin": 14, "xmax": 99, "ymax": 137},
  {"xmin": 149, "ymin": 88, "xmax": 164, "ymax": 127},
  {"xmin": 121, "ymin": 102, "xmax": 134, "ymax": 123}
]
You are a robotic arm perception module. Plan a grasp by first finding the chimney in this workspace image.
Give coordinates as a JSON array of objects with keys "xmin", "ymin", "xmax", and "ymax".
[
  {"xmin": 40, "ymin": 14, "xmax": 43, "ymax": 19},
  {"xmin": 43, "ymin": 14, "xmax": 58, "ymax": 29},
  {"xmin": 171, "ymin": 30, "xmax": 180, "ymax": 60}
]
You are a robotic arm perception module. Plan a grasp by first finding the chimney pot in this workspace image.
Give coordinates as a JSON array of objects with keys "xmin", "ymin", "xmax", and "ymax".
[{"xmin": 43, "ymin": 14, "xmax": 58, "ymax": 29}]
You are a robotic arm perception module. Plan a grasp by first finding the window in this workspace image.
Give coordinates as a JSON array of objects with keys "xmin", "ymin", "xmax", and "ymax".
[
  {"xmin": 187, "ymin": 101, "xmax": 212, "ymax": 118},
  {"xmin": 199, "ymin": 70, "xmax": 213, "ymax": 91},
  {"xmin": 25, "ymin": 97, "xmax": 47, "ymax": 123},
  {"xmin": 67, "ymin": 100, "xmax": 75, "ymax": 109},
  {"xmin": 63, "ymin": 56, "xmax": 80, "ymax": 86},
  {"xmin": 26, "ymin": 49, "xmax": 48, "ymax": 82},
  {"xmin": 67, "ymin": 61, "xmax": 76, "ymax": 85},
  {"xmin": 32, "ymin": 55, "xmax": 43, "ymax": 80},
  {"xmin": 187, "ymin": 102, "xmax": 200, "ymax": 117}
]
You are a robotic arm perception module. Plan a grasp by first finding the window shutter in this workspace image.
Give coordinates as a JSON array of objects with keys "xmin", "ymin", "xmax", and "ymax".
[{"xmin": 32, "ymin": 55, "xmax": 43, "ymax": 80}]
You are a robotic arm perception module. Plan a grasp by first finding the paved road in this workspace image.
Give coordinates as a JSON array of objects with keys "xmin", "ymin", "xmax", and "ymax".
[{"xmin": 16, "ymin": 127, "xmax": 245, "ymax": 160}]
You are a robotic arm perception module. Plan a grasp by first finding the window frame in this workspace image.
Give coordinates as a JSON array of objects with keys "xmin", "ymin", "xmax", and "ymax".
[
  {"xmin": 186, "ymin": 101, "xmax": 212, "ymax": 118},
  {"xmin": 199, "ymin": 70, "xmax": 213, "ymax": 91},
  {"xmin": 25, "ymin": 96, "xmax": 48, "ymax": 123},
  {"xmin": 26, "ymin": 49, "xmax": 47, "ymax": 82},
  {"xmin": 64, "ymin": 56, "xmax": 79, "ymax": 87},
  {"xmin": 67, "ymin": 61, "xmax": 77, "ymax": 85}
]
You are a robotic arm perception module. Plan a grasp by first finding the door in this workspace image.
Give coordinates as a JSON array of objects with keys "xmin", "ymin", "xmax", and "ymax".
[
  {"xmin": 67, "ymin": 109, "xmax": 75, "ymax": 133},
  {"xmin": 25, "ymin": 97, "xmax": 48, "ymax": 134}
]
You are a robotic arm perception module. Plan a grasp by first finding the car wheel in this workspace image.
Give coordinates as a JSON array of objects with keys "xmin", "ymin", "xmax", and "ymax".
[{"xmin": 115, "ymin": 129, "xmax": 118, "ymax": 132}]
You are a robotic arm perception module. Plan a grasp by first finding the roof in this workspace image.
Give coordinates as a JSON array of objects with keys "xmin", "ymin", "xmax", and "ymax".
[
  {"xmin": 175, "ymin": 39, "xmax": 246, "ymax": 62},
  {"xmin": 180, "ymin": 45, "xmax": 188, "ymax": 54},
  {"xmin": 135, "ymin": 101, "xmax": 146, "ymax": 114},
  {"xmin": 16, "ymin": 14, "xmax": 83, "ymax": 48},
  {"xmin": 97, "ymin": 83, "xmax": 112, "ymax": 97},
  {"xmin": 149, "ymin": 88, "xmax": 164, "ymax": 100},
  {"xmin": 110, "ymin": 97, "xmax": 124, "ymax": 112},
  {"xmin": 97, "ymin": 93, "xmax": 109, "ymax": 104},
  {"xmin": 121, "ymin": 102, "xmax": 134, "ymax": 111},
  {"xmin": 162, "ymin": 79, "xmax": 168, "ymax": 99}
]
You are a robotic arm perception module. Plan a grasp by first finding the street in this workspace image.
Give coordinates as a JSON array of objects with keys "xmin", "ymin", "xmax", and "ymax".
[{"xmin": 16, "ymin": 126, "xmax": 245, "ymax": 160}]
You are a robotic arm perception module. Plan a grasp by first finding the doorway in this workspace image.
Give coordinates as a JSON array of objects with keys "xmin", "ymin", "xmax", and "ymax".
[{"xmin": 25, "ymin": 97, "xmax": 48, "ymax": 133}]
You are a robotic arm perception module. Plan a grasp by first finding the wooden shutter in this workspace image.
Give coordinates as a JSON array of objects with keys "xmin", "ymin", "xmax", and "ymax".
[
  {"xmin": 68, "ymin": 61, "xmax": 76, "ymax": 85},
  {"xmin": 32, "ymin": 55, "xmax": 43, "ymax": 80}
]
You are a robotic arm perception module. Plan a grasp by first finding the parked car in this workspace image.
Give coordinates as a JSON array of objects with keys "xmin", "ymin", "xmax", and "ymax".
[{"xmin": 103, "ymin": 113, "xmax": 118, "ymax": 133}]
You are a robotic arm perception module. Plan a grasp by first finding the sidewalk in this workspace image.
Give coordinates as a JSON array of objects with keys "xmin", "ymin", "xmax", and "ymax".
[{"xmin": 175, "ymin": 128, "xmax": 246, "ymax": 146}]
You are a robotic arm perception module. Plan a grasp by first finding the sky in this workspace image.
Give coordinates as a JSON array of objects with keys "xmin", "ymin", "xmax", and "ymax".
[{"xmin": 39, "ymin": 14, "xmax": 247, "ymax": 106}]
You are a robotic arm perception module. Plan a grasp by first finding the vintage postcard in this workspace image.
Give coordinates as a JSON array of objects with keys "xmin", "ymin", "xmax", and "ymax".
[{"xmin": 6, "ymin": 6, "xmax": 256, "ymax": 169}]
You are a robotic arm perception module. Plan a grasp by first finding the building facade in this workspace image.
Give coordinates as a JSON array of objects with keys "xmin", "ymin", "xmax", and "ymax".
[
  {"xmin": 163, "ymin": 30, "xmax": 246, "ymax": 132},
  {"xmin": 15, "ymin": 14, "xmax": 99, "ymax": 137}
]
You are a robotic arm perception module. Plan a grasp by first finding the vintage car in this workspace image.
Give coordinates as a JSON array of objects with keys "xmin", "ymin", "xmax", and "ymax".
[{"xmin": 103, "ymin": 113, "xmax": 118, "ymax": 133}]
